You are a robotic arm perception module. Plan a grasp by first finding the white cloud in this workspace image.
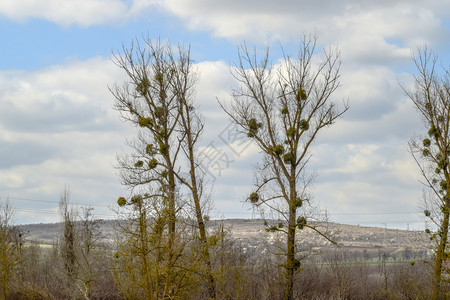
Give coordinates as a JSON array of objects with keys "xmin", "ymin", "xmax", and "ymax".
[
  {"xmin": 161, "ymin": 0, "xmax": 449, "ymax": 68},
  {"xmin": 0, "ymin": 0, "xmax": 159, "ymax": 26},
  {"xmin": 0, "ymin": 57, "xmax": 132, "ymax": 223}
]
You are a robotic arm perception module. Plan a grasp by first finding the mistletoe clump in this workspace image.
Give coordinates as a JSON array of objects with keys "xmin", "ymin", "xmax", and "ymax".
[
  {"xmin": 423, "ymin": 138, "xmax": 431, "ymax": 147},
  {"xmin": 249, "ymin": 192, "xmax": 259, "ymax": 204},
  {"xmin": 299, "ymin": 119, "xmax": 309, "ymax": 131},
  {"xmin": 438, "ymin": 158, "xmax": 447, "ymax": 170},
  {"xmin": 155, "ymin": 106, "xmax": 165, "ymax": 119},
  {"xmin": 138, "ymin": 117, "xmax": 153, "ymax": 128},
  {"xmin": 136, "ymin": 77, "xmax": 150, "ymax": 95},
  {"xmin": 134, "ymin": 160, "xmax": 144, "ymax": 168},
  {"xmin": 146, "ymin": 144, "xmax": 155, "ymax": 155},
  {"xmin": 247, "ymin": 118, "xmax": 263, "ymax": 137},
  {"xmin": 130, "ymin": 195, "xmax": 143, "ymax": 204},
  {"xmin": 117, "ymin": 197, "xmax": 127, "ymax": 207},
  {"xmin": 287, "ymin": 127, "xmax": 296, "ymax": 138},
  {"xmin": 428, "ymin": 125, "xmax": 441, "ymax": 139},
  {"xmin": 159, "ymin": 143, "xmax": 168, "ymax": 155},
  {"xmin": 281, "ymin": 107, "xmax": 289, "ymax": 114},
  {"xmin": 424, "ymin": 209, "xmax": 431, "ymax": 217},
  {"xmin": 293, "ymin": 259, "xmax": 301, "ymax": 271},
  {"xmin": 294, "ymin": 197, "xmax": 303, "ymax": 208},
  {"xmin": 273, "ymin": 144, "xmax": 285, "ymax": 156},
  {"xmin": 265, "ymin": 225, "xmax": 278, "ymax": 233},
  {"xmin": 155, "ymin": 73, "xmax": 163, "ymax": 83},
  {"xmin": 296, "ymin": 88, "xmax": 307, "ymax": 101},
  {"xmin": 440, "ymin": 180, "xmax": 448, "ymax": 191},
  {"xmin": 283, "ymin": 153, "xmax": 295, "ymax": 164},
  {"xmin": 148, "ymin": 158, "xmax": 158, "ymax": 169},
  {"xmin": 297, "ymin": 216, "xmax": 307, "ymax": 229}
]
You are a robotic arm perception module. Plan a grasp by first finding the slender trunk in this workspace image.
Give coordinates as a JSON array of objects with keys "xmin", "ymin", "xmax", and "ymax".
[
  {"xmin": 285, "ymin": 168, "xmax": 297, "ymax": 300},
  {"xmin": 432, "ymin": 197, "xmax": 450, "ymax": 300},
  {"xmin": 164, "ymin": 160, "xmax": 177, "ymax": 298},
  {"xmin": 138, "ymin": 203, "xmax": 153, "ymax": 300},
  {"xmin": 186, "ymin": 122, "xmax": 216, "ymax": 298},
  {"xmin": 190, "ymin": 166, "xmax": 216, "ymax": 298}
]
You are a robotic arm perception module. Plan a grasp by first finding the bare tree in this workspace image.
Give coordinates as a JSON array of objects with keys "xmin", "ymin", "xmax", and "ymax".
[
  {"xmin": 0, "ymin": 197, "xmax": 21, "ymax": 299},
  {"xmin": 403, "ymin": 46, "xmax": 450, "ymax": 299},
  {"xmin": 220, "ymin": 35, "xmax": 347, "ymax": 300},
  {"xmin": 111, "ymin": 36, "xmax": 216, "ymax": 298},
  {"xmin": 59, "ymin": 188, "xmax": 77, "ymax": 282},
  {"xmin": 58, "ymin": 187, "xmax": 105, "ymax": 299}
]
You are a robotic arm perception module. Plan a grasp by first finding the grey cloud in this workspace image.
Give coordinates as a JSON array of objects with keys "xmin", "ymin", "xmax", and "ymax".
[{"xmin": 0, "ymin": 140, "xmax": 56, "ymax": 169}]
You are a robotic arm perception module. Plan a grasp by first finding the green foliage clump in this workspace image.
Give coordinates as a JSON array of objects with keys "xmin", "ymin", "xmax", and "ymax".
[
  {"xmin": 146, "ymin": 144, "xmax": 155, "ymax": 155},
  {"xmin": 428, "ymin": 125, "xmax": 441, "ymax": 139},
  {"xmin": 134, "ymin": 160, "xmax": 144, "ymax": 168},
  {"xmin": 249, "ymin": 192, "xmax": 259, "ymax": 204},
  {"xmin": 440, "ymin": 180, "xmax": 448, "ymax": 191},
  {"xmin": 278, "ymin": 222, "xmax": 284, "ymax": 228},
  {"xmin": 436, "ymin": 167, "xmax": 441, "ymax": 174},
  {"xmin": 424, "ymin": 209, "xmax": 431, "ymax": 217},
  {"xmin": 283, "ymin": 153, "xmax": 295, "ymax": 165},
  {"xmin": 136, "ymin": 77, "xmax": 150, "ymax": 95},
  {"xmin": 265, "ymin": 226, "xmax": 278, "ymax": 233},
  {"xmin": 425, "ymin": 228, "xmax": 431, "ymax": 234},
  {"xmin": 281, "ymin": 107, "xmax": 289, "ymax": 114},
  {"xmin": 287, "ymin": 127, "xmax": 296, "ymax": 138},
  {"xmin": 247, "ymin": 118, "xmax": 263, "ymax": 137},
  {"xmin": 294, "ymin": 197, "xmax": 303, "ymax": 208},
  {"xmin": 438, "ymin": 158, "xmax": 447, "ymax": 170},
  {"xmin": 423, "ymin": 138, "xmax": 431, "ymax": 147},
  {"xmin": 299, "ymin": 119, "xmax": 309, "ymax": 131},
  {"xmin": 155, "ymin": 106, "xmax": 165, "ymax": 119},
  {"xmin": 293, "ymin": 259, "xmax": 301, "ymax": 271},
  {"xmin": 148, "ymin": 158, "xmax": 158, "ymax": 169},
  {"xmin": 161, "ymin": 170, "xmax": 168, "ymax": 178},
  {"xmin": 130, "ymin": 195, "xmax": 143, "ymax": 204},
  {"xmin": 159, "ymin": 143, "xmax": 168, "ymax": 155},
  {"xmin": 248, "ymin": 118, "xmax": 262, "ymax": 130},
  {"xmin": 296, "ymin": 88, "xmax": 307, "ymax": 101},
  {"xmin": 138, "ymin": 117, "xmax": 153, "ymax": 128},
  {"xmin": 273, "ymin": 144, "xmax": 285, "ymax": 156},
  {"xmin": 297, "ymin": 216, "xmax": 307, "ymax": 229},
  {"xmin": 117, "ymin": 197, "xmax": 127, "ymax": 207},
  {"xmin": 155, "ymin": 73, "xmax": 163, "ymax": 83},
  {"xmin": 422, "ymin": 149, "xmax": 430, "ymax": 157}
]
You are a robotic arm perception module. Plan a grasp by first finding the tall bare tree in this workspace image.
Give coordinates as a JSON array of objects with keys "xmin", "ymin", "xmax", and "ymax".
[
  {"xmin": 111, "ymin": 36, "xmax": 215, "ymax": 298},
  {"xmin": 220, "ymin": 35, "xmax": 347, "ymax": 300},
  {"xmin": 404, "ymin": 47, "xmax": 450, "ymax": 300}
]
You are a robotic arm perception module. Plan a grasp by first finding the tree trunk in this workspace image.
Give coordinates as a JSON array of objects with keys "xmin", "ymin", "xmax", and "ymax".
[
  {"xmin": 285, "ymin": 172, "xmax": 297, "ymax": 300},
  {"xmin": 432, "ymin": 197, "xmax": 450, "ymax": 300}
]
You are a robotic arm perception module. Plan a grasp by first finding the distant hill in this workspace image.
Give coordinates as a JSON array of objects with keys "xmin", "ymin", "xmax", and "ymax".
[{"xmin": 19, "ymin": 218, "xmax": 430, "ymax": 248}]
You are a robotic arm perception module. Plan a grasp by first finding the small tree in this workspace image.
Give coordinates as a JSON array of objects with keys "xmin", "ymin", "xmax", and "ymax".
[
  {"xmin": 0, "ymin": 197, "xmax": 21, "ymax": 299},
  {"xmin": 221, "ymin": 35, "xmax": 347, "ymax": 300},
  {"xmin": 404, "ymin": 47, "xmax": 450, "ymax": 299},
  {"xmin": 58, "ymin": 187, "xmax": 105, "ymax": 299}
]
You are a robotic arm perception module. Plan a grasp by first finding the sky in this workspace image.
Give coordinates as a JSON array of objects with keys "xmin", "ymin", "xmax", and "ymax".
[{"xmin": 0, "ymin": 0, "xmax": 449, "ymax": 229}]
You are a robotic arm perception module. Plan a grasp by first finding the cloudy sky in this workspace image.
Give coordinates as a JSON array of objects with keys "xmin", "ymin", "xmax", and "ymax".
[{"xmin": 1, "ymin": 0, "xmax": 449, "ymax": 228}]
